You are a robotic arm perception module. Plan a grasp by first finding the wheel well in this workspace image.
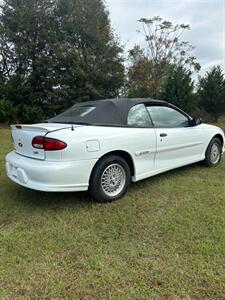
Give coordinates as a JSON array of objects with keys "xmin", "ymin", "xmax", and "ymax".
[
  {"xmin": 214, "ymin": 134, "xmax": 224, "ymax": 148},
  {"xmin": 92, "ymin": 150, "xmax": 135, "ymax": 177}
]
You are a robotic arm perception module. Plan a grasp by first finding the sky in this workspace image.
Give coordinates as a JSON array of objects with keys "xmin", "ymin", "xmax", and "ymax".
[{"xmin": 105, "ymin": 0, "xmax": 225, "ymax": 77}]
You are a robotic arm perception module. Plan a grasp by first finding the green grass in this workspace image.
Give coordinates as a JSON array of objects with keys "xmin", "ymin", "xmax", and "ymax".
[{"xmin": 1, "ymin": 125, "xmax": 225, "ymax": 299}]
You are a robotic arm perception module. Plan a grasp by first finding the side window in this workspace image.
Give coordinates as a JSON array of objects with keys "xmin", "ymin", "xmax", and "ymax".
[
  {"xmin": 127, "ymin": 104, "xmax": 152, "ymax": 127},
  {"xmin": 147, "ymin": 106, "xmax": 190, "ymax": 128}
]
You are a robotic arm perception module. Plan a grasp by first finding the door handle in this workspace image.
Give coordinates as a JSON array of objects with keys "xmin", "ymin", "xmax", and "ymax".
[{"xmin": 160, "ymin": 133, "xmax": 167, "ymax": 137}]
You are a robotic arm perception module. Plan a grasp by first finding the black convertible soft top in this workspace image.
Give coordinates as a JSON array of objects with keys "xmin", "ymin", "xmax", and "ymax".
[{"xmin": 48, "ymin": 98, "xmax": 167, "ymax": 126}]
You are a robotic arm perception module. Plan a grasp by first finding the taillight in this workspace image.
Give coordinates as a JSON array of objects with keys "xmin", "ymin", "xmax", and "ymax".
[
  {"xmin": 32, "ymin": 136, "xmax": 45, "ymax": 149},
  {"xmin": 44, "ymin": 138, "xmax": 67, "ymax": 151},
  {"xmin": 32, "ymin": 136, "xmax": 67, "ymax": 151}
]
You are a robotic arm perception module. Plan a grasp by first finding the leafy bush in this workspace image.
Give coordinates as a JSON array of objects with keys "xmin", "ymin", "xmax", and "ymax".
[
  {"xmin": 21, "ymin": 105, "xmax": 44, "ymax": 124},
  {"xmin": 0, "ymin": 99, "xmax": 17, "ymax": 124}
]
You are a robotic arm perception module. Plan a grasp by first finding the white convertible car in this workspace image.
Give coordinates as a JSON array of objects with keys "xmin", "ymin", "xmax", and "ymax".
[{"xmin": 6, "ymin": 98, "xmax": 224, "ymax": 202}]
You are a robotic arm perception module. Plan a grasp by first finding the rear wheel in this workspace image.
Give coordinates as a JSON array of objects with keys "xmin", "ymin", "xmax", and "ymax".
[
  {"xmin": 204, "ymin": 137, "xmax": 222, "ymax": 167},
  {"xmin": 89, "ymin": 155, "xmax": 131, "ymax": 202}
]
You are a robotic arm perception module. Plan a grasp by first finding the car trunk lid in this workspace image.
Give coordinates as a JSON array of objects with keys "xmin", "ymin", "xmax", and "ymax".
[{"xmin": 11, "ymin": 123, "xmax": 71, "ymax": 160}]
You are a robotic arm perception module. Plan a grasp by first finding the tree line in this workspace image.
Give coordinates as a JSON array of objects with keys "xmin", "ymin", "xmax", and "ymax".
[{"xmin": 0, "ymin": 0, "xmax": 224, "ymax": 124}]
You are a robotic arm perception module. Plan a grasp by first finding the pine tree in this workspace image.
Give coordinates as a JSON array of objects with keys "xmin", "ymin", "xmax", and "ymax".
[
  {"xmin": 198, "ymin": 66, "xmax": 225, "ymax": 121},
  {"xmin": 159, "ymin": 65, "xmax": 196, "ymax": 113}
]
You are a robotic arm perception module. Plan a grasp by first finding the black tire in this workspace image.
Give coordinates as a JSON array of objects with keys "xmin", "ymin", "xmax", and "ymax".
[
  {"xmin": 204, "ymin": 137, "xmax": 222, "ymax": 167},
  {"xmin": 89, "ymin": 155, "xmax": 131, "ymax": 203}
]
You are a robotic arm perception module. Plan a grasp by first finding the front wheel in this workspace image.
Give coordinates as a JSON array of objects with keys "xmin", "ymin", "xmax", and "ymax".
[
  {"xmin": 89, "ymin": 155, "xmax": 131, "ymax": 202},
  {"xmin": 204, "ymin": 137, "xmax": 222, "ymax": 167}
]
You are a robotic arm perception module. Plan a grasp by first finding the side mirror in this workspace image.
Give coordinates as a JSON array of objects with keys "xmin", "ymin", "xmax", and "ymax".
[{"xmin": 191, "ymin": 117, "xmax": 202, "ymax": 126}]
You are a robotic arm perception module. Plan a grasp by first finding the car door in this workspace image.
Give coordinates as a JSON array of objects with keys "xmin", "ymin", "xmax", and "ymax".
[
  {"xmin": 146, "ymin": 104, "xmax": 205, "ymax": 172},
  {"xmin": 127, "ymin": 103, "xmax": 157, "ymax": 181}
]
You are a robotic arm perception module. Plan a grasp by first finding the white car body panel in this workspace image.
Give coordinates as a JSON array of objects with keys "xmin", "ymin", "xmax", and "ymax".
[
  {"xmin": 6, "ymin": 121, "xmax": 224, "ymax": 192},
  {"xmin": 154, "ymin": 126, "xmax": 205, "ymax": 171}
]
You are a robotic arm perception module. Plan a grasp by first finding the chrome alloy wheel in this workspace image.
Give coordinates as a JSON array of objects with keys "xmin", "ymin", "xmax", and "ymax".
[
  {"xmin": 101, "ymin": 163, "xmax": 126, "ymax": 197},
  {"xmin": 210, "ymin": 143, "xmax": 221, "ymax": 164}
]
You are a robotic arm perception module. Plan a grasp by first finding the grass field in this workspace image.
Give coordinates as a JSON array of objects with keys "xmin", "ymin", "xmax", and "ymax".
[{"xmin": 1, "ymin": 126, "xmax": 225, "ymax": 299}]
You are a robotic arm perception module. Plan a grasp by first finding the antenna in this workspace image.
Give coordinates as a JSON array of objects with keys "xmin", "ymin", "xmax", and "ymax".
[{"xmin": 70, "ymin": 102, "xmax": 75, "ymax": 131}]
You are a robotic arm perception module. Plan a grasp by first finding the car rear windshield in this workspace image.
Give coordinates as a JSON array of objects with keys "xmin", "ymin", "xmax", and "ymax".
[
  {"xmin": 48, "ymin": 105, "xmax": 96, "ymax": 124},
  {"xmin": 59, "ymin": 106, "xmax": 95, "ymax": 118},
  {"xmin": 48, "ymin": 102, "xmax": 124, "ymax": 125}
]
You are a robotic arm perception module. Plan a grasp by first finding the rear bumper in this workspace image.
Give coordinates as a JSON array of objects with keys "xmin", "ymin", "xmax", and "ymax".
[{"xmin": 5, "ymin": 151, "xmax": 98, "ymax": 192}]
